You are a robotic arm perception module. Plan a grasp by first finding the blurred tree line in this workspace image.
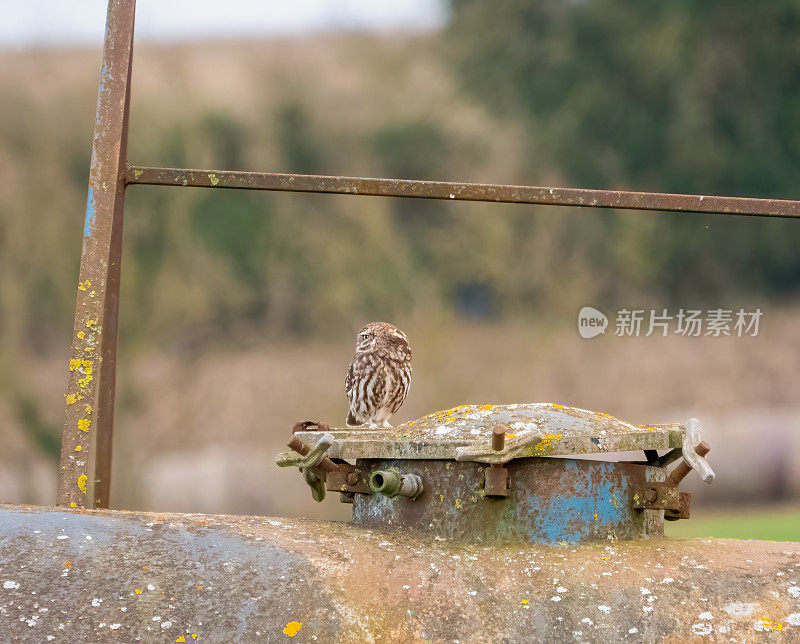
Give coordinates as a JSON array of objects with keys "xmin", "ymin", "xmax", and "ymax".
[
  {"xmin": 2, "ymin": 1, "xmax": 799, "ymax": 372},
  {"xmin": 449, "ymin": 0, "xmax": 800, "ymax": 301}
]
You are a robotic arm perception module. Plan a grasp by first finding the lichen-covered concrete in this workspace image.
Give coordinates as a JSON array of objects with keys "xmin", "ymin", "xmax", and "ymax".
[
  {"xmin": 1, "ymin": 504, "xmax": 798, "ymax": 642},
  {"xmin": 287, "ymin": 403, "xmax": 684, "ymax": 463}
]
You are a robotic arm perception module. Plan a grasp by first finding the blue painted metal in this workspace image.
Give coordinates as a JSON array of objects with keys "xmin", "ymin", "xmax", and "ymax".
[
  {"xmin": 83, "ymin": 187, "xmax": 95, "ymax": 238},
  {"xmin": 351, "ymin": 457, "xmax": 664, "ymax": 545}
]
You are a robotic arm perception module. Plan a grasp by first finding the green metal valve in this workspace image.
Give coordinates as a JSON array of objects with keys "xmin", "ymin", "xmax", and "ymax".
[{"xmin": 369, "ymin": 470, "xmax": 424, "ymax": 500}]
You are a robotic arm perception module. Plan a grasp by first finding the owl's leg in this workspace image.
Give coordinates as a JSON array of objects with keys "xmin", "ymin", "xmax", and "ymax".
[{"xmin": 379, "ymin": 416, "xmax": 392, "ymax": 429}]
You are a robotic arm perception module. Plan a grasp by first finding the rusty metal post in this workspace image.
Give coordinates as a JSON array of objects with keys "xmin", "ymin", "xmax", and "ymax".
[{"xmin": 57, "ymin": 0, "xmax": 136, "ymax": 509}]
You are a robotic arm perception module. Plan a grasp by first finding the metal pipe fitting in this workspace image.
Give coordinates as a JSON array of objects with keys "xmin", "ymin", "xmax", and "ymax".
[{"xmin": 369, "ymin": 470, "xmax": 424, "ymax": 500}]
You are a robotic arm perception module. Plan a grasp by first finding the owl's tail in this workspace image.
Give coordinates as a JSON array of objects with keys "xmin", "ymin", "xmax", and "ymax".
[{"xmin": 346, "ymin": 409, "xmax": 360, "ymax": 427}]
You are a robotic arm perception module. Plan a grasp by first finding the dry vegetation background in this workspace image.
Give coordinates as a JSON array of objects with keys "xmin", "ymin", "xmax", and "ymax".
[{"xmin": 1, "ymin": 3, "xmax": 799, "ymax": 521}]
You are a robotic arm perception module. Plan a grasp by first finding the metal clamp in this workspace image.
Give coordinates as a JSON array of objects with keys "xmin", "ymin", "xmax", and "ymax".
[
  {"xmin": 674, "ymin": 418, "xmax": 715, "ymax": 484},
  {"xmin": 276, "ymin": 433, "xmax": 338, "ymax": 502},
  {"xmin": 632, "ymin": 481, "xmax": 680, "ymax": 510},
  {"xmin": 484, "ymin": 427, "xmax": 510, "ymax": 497}
]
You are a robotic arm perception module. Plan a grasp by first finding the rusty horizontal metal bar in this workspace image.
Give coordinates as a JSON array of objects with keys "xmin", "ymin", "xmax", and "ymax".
[{"xmin": 126, "ymin": 165, "xmax": 800, "ymax": 218}]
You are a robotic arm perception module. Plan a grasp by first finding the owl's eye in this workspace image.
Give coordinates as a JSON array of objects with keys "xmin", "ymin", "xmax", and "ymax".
[{"xmin": 358, "ymin": 333, "xmax": 370, "ymax": 341}]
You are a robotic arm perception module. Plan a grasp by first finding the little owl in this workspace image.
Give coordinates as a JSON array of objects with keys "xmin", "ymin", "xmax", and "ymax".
[{"xmin": 345, "ymin": 322, "xmax": 412, "ymax": 428}]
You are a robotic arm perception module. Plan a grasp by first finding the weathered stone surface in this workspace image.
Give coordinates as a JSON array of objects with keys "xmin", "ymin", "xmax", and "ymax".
[{"xmin": 1, "ymin": 504, "xmax": 798, "ymax": 642}]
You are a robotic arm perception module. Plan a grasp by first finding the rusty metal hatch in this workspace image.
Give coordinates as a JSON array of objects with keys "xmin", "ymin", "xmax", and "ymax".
[
  {"xmin": 276, "ymin": 404, "xmax": 714, "ymax": 544},
  {"xmin": 60, "ymin": 0, "xmax": 789, "ymax": 510}
]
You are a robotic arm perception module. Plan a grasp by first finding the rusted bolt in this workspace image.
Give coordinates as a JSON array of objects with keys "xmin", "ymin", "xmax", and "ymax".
[
  {"xmin": 669, "ymin": 441, "xmax": 710, "ymax": 485},
  {"xmin": 346, "ymin": 472, "xmax": 360, "ymax": 486},
  {"xmin": 645, "ymin": 488, "xmax": 658, "ymax": 503},
  {"xmin": 492, "ymin": 427, "xmax": 505, "ymax": 451},
  {"xmin": 287, "ymin": 436, "xmax": 310, "ymax": 456}
]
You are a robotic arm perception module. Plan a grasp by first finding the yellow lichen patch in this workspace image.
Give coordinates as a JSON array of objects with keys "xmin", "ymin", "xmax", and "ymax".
[
  {"xmin": 533, "ymin": 433, "xmax": 564, "ymax": 454},
  {"xmin": 208, "ymin": 173, "xmax": 220, "ymax": 186},
  {"xmin": 85, "ymin": 404, "xmax": 93, "ymax": 415},
  {"xmin": 85, "ymin": 319, "xmax": 97, "ymax": 329},
  {"xmin": 551, "ymin": 403, "xmax": 565, "ymax": 409},
  {"xmin": 477, "ymin": 404, "xmax": 494, "ymax": 411},
  {"xmin": 65, "ymin": 393, "xmax": 77, "ymax": 405},
  {"xmin": 283, "ymin": 621, "xmax": 303, "ymax": 637},
  {"xmin": 505, "ymin": 434, "xmax": 517, "ymax": 439},
  {"xmin": 77, "ymin": 474, "xmax": 87, "ymax": 494},
  {"xmin": 74, "ymin": 445, "xmax": 83, "ymax": 452},
  {"xmin": 755, "ymin": 617, "xmax": 782, "ymax": 631},
  {"xmin": 81, "ymin": 359, "xmax": 93, "ymax": 372},
  {"xmin": 69, "ymin": 358, "xmax": 81, "ymax": 371},
  {"xmin": 78, "ymin": 280, "xmax": 91, "ymax": 291},
  {"xmin": 521, "ymin": 599, "xmax": 529, "ymax": 604},
  {"xmin": 611, "ymin": 494, "xmax": 620, "ymax": 508},
  {"xmin": 455, "ymin": 499, "xmax": 463, "ymax": 509},
  {"xmin": 77, "ymin": 418, "xmax": 90, "ymax": 432},
  {"xmin": 70, "ymin": 502, "xmax": 77, "ymax": 508},
  {"xmin": 77, "ymin": 331, "xmax": 85, "ymax": 339},
  {"xmin": 134, "ymin": 589, "xmax": 142, "ymax": 595},
  {"xmin": 78, "ymin": 374, "xmax": 93, "ymax": 388}
]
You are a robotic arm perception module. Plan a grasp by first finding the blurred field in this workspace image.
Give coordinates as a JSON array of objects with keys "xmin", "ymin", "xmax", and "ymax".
[
  {"xmin": 1, "ymin": 4, "xmax": 799, "ymax": 527},
  {"xmin": 5, "ymin": 309, "xmax": 800, "ymax": 523},
  {"xmin": 666, "ymin": 506, "xmax": 800, "ymax": 542}
]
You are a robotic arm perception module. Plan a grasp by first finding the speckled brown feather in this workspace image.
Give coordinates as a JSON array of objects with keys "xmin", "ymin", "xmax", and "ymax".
[{"xmin": 345, "ymin": 322, "xmax": 412, "ymax": 428}]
